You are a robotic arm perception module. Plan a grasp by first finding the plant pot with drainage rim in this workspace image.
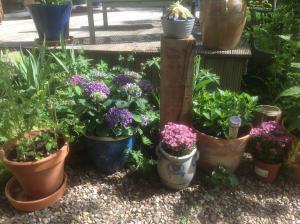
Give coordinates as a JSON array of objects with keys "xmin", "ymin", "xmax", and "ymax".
[{"xmin": 1, "ymin": 130, "xmax": 69, "ymax": 199}]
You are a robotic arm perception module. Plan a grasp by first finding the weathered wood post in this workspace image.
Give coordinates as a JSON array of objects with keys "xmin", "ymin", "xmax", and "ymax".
[
  {"xmin": 0, "ymin": 0, "xmax": 4, "ymax": 24},
  {"xmin": 160, "ymin": 36, "xmax": 196, "ymax": 128}
]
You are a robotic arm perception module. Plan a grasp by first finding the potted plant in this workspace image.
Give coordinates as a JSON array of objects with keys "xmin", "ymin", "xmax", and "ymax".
[
  {"xmin": 161, "ymin": 1, "xmax": 195, "ymax": 39},
  {"xmin": 193, "ymin": 88, "xmax": 258, "ymax": 172},
  {"xmin": 249, "ymin": 121, "xmax": 291, "ymax": 182},
  {"xmin": 70, "ymin": 70, "xmax": 157, "ymax": 174},
  {"xmin": 200, "ymin": 0, "xmax": 247, "ymax": 50},
  {"xmin": 0, "ymin": 49, "xmax": 81, "ymax": 211},
  {"xmin": 156, "ymin": 122, "xmax": 198, "ymax": 190},
  {"xmin": 25, "ymin": 0, "xmax": 72, "ymax": 42}
]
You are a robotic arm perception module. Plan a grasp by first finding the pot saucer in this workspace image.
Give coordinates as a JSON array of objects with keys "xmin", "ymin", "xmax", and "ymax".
[
  {"xmin": 5, "ymin": 174, "xmax": 67, "ymax": 212},
  {"xmin": 34, "ymin": 36, "xmax": 74, "ymax": 46}
]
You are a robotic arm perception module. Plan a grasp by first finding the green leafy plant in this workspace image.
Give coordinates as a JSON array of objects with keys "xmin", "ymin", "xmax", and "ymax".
[
  {"xmin": 206, "ymin": 166, "xmax": 239, "ymax": 192},
  {"xmin": 193, "ymin": 89, "xmax": 258, "ymax": 138},
  {"xmin": 166, "ymin": 1, "xmax": 193, "ymax": 20},
  {"xmin": 127, "ymin": 150, "xmax": 157, "ymax": 174}
]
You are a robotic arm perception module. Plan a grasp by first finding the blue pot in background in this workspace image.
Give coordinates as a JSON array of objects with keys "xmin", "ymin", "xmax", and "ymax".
[
  {"xmin": 85, "ymin": 135, "xmax": 135, "ymax": 173},
  {"xmin": 26, "ymin": 3, "xmax": 72, "ymax": 41}
]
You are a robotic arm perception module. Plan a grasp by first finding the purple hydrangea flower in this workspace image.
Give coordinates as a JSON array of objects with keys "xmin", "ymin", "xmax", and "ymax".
[
  {"xmin": 84, "ymin": 81, "xmax": 110, "ymax": 96},
  {"xmin": 113, "ymin": 74, "xmax": 134, "ymax": 86},
  {"xmin": 105, "ymin": 107, "xmax": 133, "ymax": 127},
  {"xmin": 122, "ymin": 83, "xmax": 142, "ymax": 97},
  {"xmin": 138, "ymin": 80, "xmax": 153, "ymax": 93},
  {"xmin": 70, "ymin": 75, "xmax": 87, "ymax": 85}
]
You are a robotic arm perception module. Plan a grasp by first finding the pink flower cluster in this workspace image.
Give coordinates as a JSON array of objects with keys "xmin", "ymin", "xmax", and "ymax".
[
  {"xmin": 161, "ymin": 122, "xmax": 196, "ymax": 152},
  {"xmin": 250, "ymin": 121, "xmax": 291, "ymax": 148}
]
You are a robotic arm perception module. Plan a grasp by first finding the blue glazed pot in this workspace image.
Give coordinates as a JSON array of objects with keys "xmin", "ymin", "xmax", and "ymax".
[
  {"xmin": 85, "ymin": 135, "xmax": 135, "ymax": 173},
  {"xmin": 26, "ymin": 3, "xmax": 72, "ymax": 41}
]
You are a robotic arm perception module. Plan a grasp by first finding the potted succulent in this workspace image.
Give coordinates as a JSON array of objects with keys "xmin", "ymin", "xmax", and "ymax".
[
  {"xmin": 156, "ymin": 122, "xmax": 199, "ymax": 190},
  {"xmin": 70, "ymin": 71, "xmax": 156, "ymax": 174},
  {"xmin": 200, "ymin": 0, "xmax": 247, "ymax": 50},
  {"xmin": 25, "ymin": 0, "xmax": 72, "ymax": 42},
  {"xmin": 249, "ymin": 121, "xmax": 292, "ymax": 182},
  {"xmin": 161, "ymin": 1, "xmax": 195, "ymax": 39},
  {"xmin": 193, "ymin": 88, "xmax": 258, "ymax": 172}
]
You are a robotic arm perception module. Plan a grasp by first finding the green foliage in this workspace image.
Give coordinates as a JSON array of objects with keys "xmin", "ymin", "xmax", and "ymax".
[
  {"xmin": 127, "ymin": 150, "xmax": 157, "ymax": 174},
  {"xmin": 193, "ymin": 89, "xmax": 258, "ymax": 138},
  {"xmin": 167, "ymin": 1, "xmax": 193, "ymax": 20},
  {"xmin": 206, "ymin": 166, "xmax": 239, "ymax": 192},
  {"xmin": 13, "ymin": 132, "xmax": 59, "ymax": 162}
]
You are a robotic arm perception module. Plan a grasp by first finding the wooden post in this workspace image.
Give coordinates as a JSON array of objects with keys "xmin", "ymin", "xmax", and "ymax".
[
  {"xmin": 87, "ymin": 1, "xmax": 96, "ymax": 44},
  {"xmin": 0, "ymin": 0, "xmax": 4, "ymax": 24},
  {"xmin": 160, "ymin": 35, "xmax": 196, "ymax": 128}
]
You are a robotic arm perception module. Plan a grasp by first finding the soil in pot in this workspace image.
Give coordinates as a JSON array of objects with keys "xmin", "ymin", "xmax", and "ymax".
[
  {"xmin": 254, "ymin": 160, "xmax": 281, "ymax": 182},
  {"xmin": 3, "ymin": 136, "xmax": 69, "ymax": 200}
]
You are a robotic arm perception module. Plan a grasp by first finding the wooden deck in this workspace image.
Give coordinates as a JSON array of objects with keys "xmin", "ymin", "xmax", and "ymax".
[{"xmin": 0, "ymin": 7, "xmax": 168, "ymax": 52}]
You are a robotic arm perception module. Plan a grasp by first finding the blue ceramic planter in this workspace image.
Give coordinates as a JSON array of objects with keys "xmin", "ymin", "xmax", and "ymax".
[
  {"xmin": 26, "ymin": 3, "xmax": 72, "ymax": 41},
  {"xmin": 85, "ymin": 136, "xmax": 135, "ymax": 173}
]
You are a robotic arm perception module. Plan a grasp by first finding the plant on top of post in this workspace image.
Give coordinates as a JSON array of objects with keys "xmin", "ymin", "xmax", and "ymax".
[{"xmin": 161, "ymin": 1, "xmax": 195, "ymax": 39}]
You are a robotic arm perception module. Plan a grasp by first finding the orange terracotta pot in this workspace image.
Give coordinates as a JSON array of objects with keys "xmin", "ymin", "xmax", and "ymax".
[
  {"xmin": 289, "ymin": 167, "xmax": 300, "ymax": 182},
  {"xmin": 196, "ymin": 130, "xmax": 250, "ymax": 172},
  {"xmin": 254, "ymin": 160, "xmax": 281, "ymax": 183},
  {"xmin": 3, "ymin": 142, "xmax": 69, "ymax": 200},
  {"xmin": 200, "ymin": 0, "xmax": 247, "ymax": 50},
  {"xmin": 5, "ymin": 174, "xmax": 67, "ymax": 212}
]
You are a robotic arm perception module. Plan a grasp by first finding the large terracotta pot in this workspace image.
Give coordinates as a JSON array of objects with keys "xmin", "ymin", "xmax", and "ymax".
[
  {"xmin": 254, "ymin": 160, "xmax": 281, "ymax": 183},
  {"xmin": 3, "ymin": 141, "xmax": 69, "ymax": 200},
  {"xmin": 196, "ymin": 130, "xmax": 250, "ymax": 172},
  {"xmin": 200, "ymin": 0, "xmax": 247, "ymax": 50}
]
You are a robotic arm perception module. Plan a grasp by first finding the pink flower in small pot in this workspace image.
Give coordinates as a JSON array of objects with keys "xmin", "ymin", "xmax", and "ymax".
[{"xmin": 161, "ymin": 122, "xmax": 197, "ymax": 157}]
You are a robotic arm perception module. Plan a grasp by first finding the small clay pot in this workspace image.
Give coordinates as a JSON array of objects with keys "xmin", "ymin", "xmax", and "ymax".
[
  {"xmin": 254, "ymin": 160, "xmax": 281, "ymax": 182},
  {"xmin": 196, "ymin": 130, "xmax": 250, "ymax": 172},
  {"xmin": 289, "ymin": 167, "xmax": 300, "ymax": 182},
  {"xmin": 3, "ymin": 141, "xmax": 69, "ymax": 200},
  {"xmin": 5, "ymin": 174, "xmax": 67, "ymax": 212}
]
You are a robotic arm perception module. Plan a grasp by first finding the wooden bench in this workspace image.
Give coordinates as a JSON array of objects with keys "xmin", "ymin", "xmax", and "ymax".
[{"xmin": 87, "ymin": 0, "xmax": 195, "ymax": 44}]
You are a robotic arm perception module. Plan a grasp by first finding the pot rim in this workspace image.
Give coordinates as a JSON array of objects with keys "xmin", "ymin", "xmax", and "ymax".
[
  {"xmin": 158, "ymin": 142, "xmax": 197, "ymax": 162},
  {"xmin": 85, "ymin": 135, "xmax": 133, "ymax": 142},
  {"xmin": 3, "ymin": 142, "xmax": 69, "ymax": 166},
  {"xmin": 195, "ymin": 129, "xmax": 250, "ymax": 141},
  {"xmin": 161, "ymin": 16, "xmax": 195, "ymax": 22}
]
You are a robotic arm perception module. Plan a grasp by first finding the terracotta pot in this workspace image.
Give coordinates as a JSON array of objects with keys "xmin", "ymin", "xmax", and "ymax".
[
  {"xmin": 5, "ymin": 174, "xmax": 67, "ymax": 212},
  {"xmin": 3, "ymin": 142, "xmax": 69, "ymax": 200},
  {"xmin": 200, "ymin": 0, "xmax": 247, "ymax": 50},
  {"xmin": 254, "ymin": 160, "xmax": 281, "ymax": 182},
  {"xmin": 289, "ymin": 166, "xmax": 300, "ymax": 182},
  {"xmin": 196, "ymin": 130, "xmax": 250, "ymax": 172}
]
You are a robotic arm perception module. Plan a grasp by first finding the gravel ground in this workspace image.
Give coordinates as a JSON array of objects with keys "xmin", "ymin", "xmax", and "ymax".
[{"xmin": 0, "ymin": 152, "xmax": 299, "ymax": 224}]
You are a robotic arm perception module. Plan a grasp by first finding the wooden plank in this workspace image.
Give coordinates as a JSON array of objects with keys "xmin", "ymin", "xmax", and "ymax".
[{"xmin": 160, "ymin": 35, "xmax": 196, "ymax": 127}]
